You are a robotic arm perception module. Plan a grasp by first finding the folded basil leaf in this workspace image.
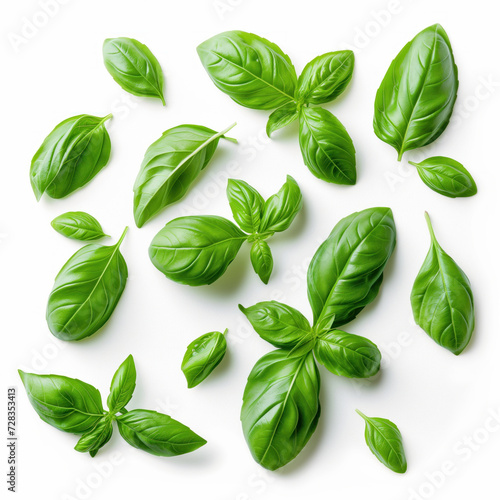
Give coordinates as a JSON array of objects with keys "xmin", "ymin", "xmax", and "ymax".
[
  {"xmin": 241, "ymin": 350, "xmax": 320, "ymax": 470},
  {"xmin": 299, "ymin": 107, "xmax": 356, "ymax": 184},
  {"xmin": 181, "ymin": 330, "xmax": 227, "ymax": 388},
  {"xmin": 116, "ymin": 409, "xmax": 206, "ymax": 457},
  {"xmin": 46, "ymin": 227, "xmax": 128, "ymax": 341},
  {"xmin": 266, "ymin": 102, "xmax": 299, "ymax": 137},
  {"xmin": 30, "ymin": 114, "xmax": 112, "ymax": 200},
  {"xmin": 314, "ymin": 330, "xmax": 381, "ymax": 378},
  {"xmin": 103, "ymin": 37, "xmax": 165, "ymax": 105},
  {"xmin": 74, "ymin": 417, "xmax": 113, "ymax": 456},
  {"xmin": 226, "ymin": 179, "xmax": 264, "ymax": 233},
  {"xmin": 411, "ymin": 213, "xmax": 474, "ymax": 355},
  {"xmin": 409, "ymin": 157, "xmax": 477, "ymax": 198},
  {"xmin": 250, "ymin": 240, "xmax": 273, "ymax": 284},
  {"xmin": 51, "ymin": 211, "xmax": 109, "ymax": 241},
  {"xmin": 296, "ymin": 50, "xmax": 354, "ymax": 105},
  {"xmin": 197, "ymin": 30, "xmax": 297, "ymax": 110},
  {"xmin": 149, "ymin": 216, "xmax": 246, "ymax": 286},
  {"xmin": 107, "ymin": 355, "xmax": 136, "ymax": 413},
  {"xmin": 374, "ymin": 24, "xmax": 458, "ymax": 161},
  {"xmin": 18, "ymin": 370, "xmax": 104, "ymax": 434},
  {"xmin": 356, "ymin": 410, "xmax": 407, "ymax": 473},
  {"xmin": 133, "ymin": 123, "xmax": 237, "ymax": 227}
]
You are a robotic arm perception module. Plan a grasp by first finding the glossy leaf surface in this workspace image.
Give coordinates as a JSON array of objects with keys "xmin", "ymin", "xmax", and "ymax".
[
  {"xmin": 266, "ymin": 102, "xmax": 299, "ymax": 137},
  {"xmin": 250, "ymin": 240, "xmax": 273, "ymax": 284},
  {"xmin": 226, "ymin": 179, "xmax": 264, "ymax": 233},
  {"xmin": 51, "ymin": 211, "xmax": 108, "ymax": 241},
  {"xmin": 107, "ymin": 355, "xmax": 136, "ymax": 413},
  {"xmin": 74, "ymin": 417, "xmax": 113, "ymax": 456}
]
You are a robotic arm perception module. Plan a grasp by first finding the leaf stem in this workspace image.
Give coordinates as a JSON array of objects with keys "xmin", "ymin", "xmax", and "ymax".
[
  {"xmin": 116, "ymin": 226, "xmax": 129, "ymax": 248},
  {"xmin": 220, "ymin": 122, "xmax": 238, "ymax": 143},
  {"xmin": 424, "ymin": 212, "xmax": 436, "ymax": 243},
  {"xmin": 222, "ymin": 328, "xmax": 229, "ymax": 337},
  {"xmin": 397, "ymin": 150, "xmax": 404, "ymax": 162},
  {"xmin": 408, "ymin": 161, "xmax": 418, "ymax": 168},
  {"xmin": 355, "ymin": 409, "xmax": 368, "ymax": 420},
  {"xmin": 102, "ymin": 113, "xmax": 113, "ymax": 123}
]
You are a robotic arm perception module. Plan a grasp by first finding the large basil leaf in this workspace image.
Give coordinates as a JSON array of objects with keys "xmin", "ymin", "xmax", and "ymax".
[
  {"xmin": 149, "ymin": 216, "xmax": 246, "ymax": 286},
  {"xmin": 296, "ymin": 50, "xmax": 354, "ymax": 105},
  {"xmin": 30, "ymin": 114, "xmax": 112, "ymax": 200},
  {"xmin": 226, "ymin": 179, "xmax": 264, "ymax": 233},
  {"xmin": 74, "ymin": 417, "xmax": 113, "ymax": 456},
  {"xmin": 266, "ymin": 102, "xmax": 299, "ymax": 137},
  {"xmin": 51, "ymin": 211, "xmax": 109, "ymax": 241},
  {"xmin": 116, "ymin": 409, "xmax": 206, "ymax": 457},
  {"xmin": 374, "ymin": 24, "xmax": 458, "ymax": 161},
  {"xmin": 241, "ymin": 350, "xmax": 320, "ymax": 470},
  {"xmin": 18, "ymin": 370, "xmax": 104, "ymax": 434},
  {"xmin": 133, "ymin": 123, "xmax": 236, "ymax": 227},
  {"xmin": 103, "ymin": 37, "xmax": 165, "ymax": 105},
  {"xmin": 410, "ymin": 213, "xmax": 474, "ymax": 355},
  {"xmin": 308, "ymin": 207, "xmax": 396, "ymax": 331},
  {"xmin": 107, "ymin": 355, "xmax": 136, "ymax": 413},
  {"xmin": 299, "ymin": 107, "xmax": 356, "ymax": 184},
  {"xmin": 250, "ymin": 240, "xmax": 273, "ymax": 284},
  {"xmin": 197, "ymin": 30, "xmax": 297, "ymax": 110},
  {"xmin": 46, "ymin": 228, "xmax": 129, "ymax": 341}
]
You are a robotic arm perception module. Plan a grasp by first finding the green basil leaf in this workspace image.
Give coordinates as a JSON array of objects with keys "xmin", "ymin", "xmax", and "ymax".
[
  {"xmin": 197, "ymin": 30, "xmax": 297, "ymax": 110},
  {"xmin": 299, "ymin": 107, "xmax": 356, "ymax": 184},
  {"xmin": 18, "ymin": 370, "xmax": 104, "ymax": 434},
  {"xmin": 374, "ymin": 24, "xmax": 458, "ymax": 161},
  {"xmin": 30, "ymin": 114, "xmax": 112, "ymax": 201},
  {"xmin": 74, "ymin": 417, "xmax": 113, "ymax": 456},
  {"xmin": 226, "ymin": 179, "xmax": 264, "ymax": 233},
  {"xmin": 266, "ymin": 102, "xmax": 299, "ymax": 137},
  {"xmin": 241, "ymin": 350, "xmax": 320, "ymax": 470},
  {"xmin": 314, "ymin": 330, "xmax": 381, "ymax": 378},
  {"xmin": 116, "ymin": 409, "xmax": 206, "ymax": 457},
  {"xmin": 51, "ymin": 211, "xmax": 109, "ymax": 241},
  {"xmin": 308, "ymin": 207, "xmax": 396, "ymax": 331},
  {"xmin": 410, "ymin": 213, "xmax": 474, "ymax": 355},
  {"xmin": 103, "ymin": 37, "xmax": 165, "ymax": 105},
  {"xmin": 149, "ymin": 216, "xmax": 246, "ymax": 286},
  {"xmin": 409, "ymin": 156, "xmax": 477, "ymax": 198},
  {"xmin": 356, "ymin": 410, "xmax": 407, "ymax": 473},
  {"xmin": 296, "ymin": 50, "xmax": 354, "ymax": 105},
  {"xmin": 133, "ymin": 123, "xmax": 236, "ymax": 227},
  {"xmin": 46, "ymin": 227, "xmax": 128, "ymax": 341},
  {"xmin": 250, "ymin": 240, "xmax": 273, "ymax": 284},
  {"xmin": 181, "ymin": 331, "xmax": 227, "ymax": 388},
  {"xmin": 107, "ymin": 355, "xmax": 136, "ymax": 413}
]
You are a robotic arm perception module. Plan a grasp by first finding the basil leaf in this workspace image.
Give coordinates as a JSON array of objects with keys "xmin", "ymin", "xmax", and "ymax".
[
  {"xmin": 308, "ymin": 207, "xmax": 396, "ymax": 331},
  {"xmin": 107, "ymin": 355, "xmax": 136, "ymax": 414},
  {"xmin": 409, "ymin": 157, "xmax": 477, "ymax": 198},
  {"xmin": 356, "ymin": 410, "xmax": 407, "ymax": 473},
  {"xmin": 46, "ymin": 227, "xmax": 129, "ymax": 341},
  {"xmin": 149, "ymin": 216, "xmax": 246, "ymax": 286},
  {"xmin": 51, "ymin": 211, "xmax": 109, "ymax": 241},
  {"xmin": 266, "ymin": 102, "xmax": 299, "ymax": 137},
  {"xmin": 241, "ymin": 350, "xmax": 320, "ymax": 470},
  {"xmin": 74, "ymin": 417, "xmax": 113, "ymax": 456},
  {"xmin": 239, "ymin": 301, "xmax": 312, "ymax": 349},
  {"xmin": 226, "ymin": 179, "xmax": 264, "ymax": 233},
  {"xmin": 314, "ymin": 330, "xmax": 381, "ymax": 378},
  {"xmin": 374, "ymin": 24, "xmax": 458, "ymax": 161},
  {"xmin": 103, "ymin": 37, "xmax": 165, "ymax": 105},
  {"xmin": 250, "ymin": 240, "xmax": 273, "ymax": 284},
  {"xmin": 197, "ymin": 30, "xmax": 297, "ymax": 110},
  {"xmin": 410, "ymin": 213, "xmax": 474, "ymax": 355},
  {"xmin": 18, "ymin": 370, "xmax": 104, "ymax": 434},
  {"xmin": 296, "ymin": 50, "xmax": 354, "ymax": 105},
  {"xmin": 30, "ymin": 114, "xmax": 112, "ymax": 201},
  {"xmin": 133, "ymin": 123, "xmax": 237, "ymax": 227},
  {"xmin": 299, "ymin": 107, "xmax": 356, "ymax": 185},
  {"xmin": 181, "ymin": 330, "xmax": 227, "ymax": 388},
  {"xmin": 116, "ymin": 409, "xmax": 206, "ymax": 457}
]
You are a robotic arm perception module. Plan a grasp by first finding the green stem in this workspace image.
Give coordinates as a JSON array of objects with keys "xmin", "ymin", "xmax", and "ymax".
[
  {"xmin": 222, "ymin": 328, "xmax": 229, "ymax": 337},
  {"xmin": 115, "ymin": 226, "xmax": 129, "ymax": 248},
  {"xmin": 220, "ymin": 122, "xmax": 238, "ymax": 143},
  {"xmin": 355, "ymin": 409, "xmax": 368, "ymax": 420},
  {"xmin": 408, "ymin": 161, "xmax": 419, "ymax": 168},
  {"xmin": 397, "ymin": 150, "xmax": 403, "ymax": 162},
  {"xmin": 102, "ymin": 113, "xmax": 113, "ymax": 123},
  {"xmin": 424, "ymin": 212, "xmax": 436, "ymax": 243}
]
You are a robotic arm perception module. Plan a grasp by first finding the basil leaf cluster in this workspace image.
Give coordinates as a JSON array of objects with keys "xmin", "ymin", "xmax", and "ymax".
[{"xmin": 51, "ymin": 211, "xmax": 109, "ymax": 241}]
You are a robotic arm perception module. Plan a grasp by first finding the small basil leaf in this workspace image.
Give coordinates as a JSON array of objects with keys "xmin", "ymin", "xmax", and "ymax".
[
  {"xmin": 250, "ymin": 240, "xmax": 273, "ymax": 284},
  {"xmin": 239, "ymin": 301, "xmax": 312, "ymax": 348},
  {"xmin": 18, "ymin": 370, "xmax": 104, "ymax": 434},
  {"xmin": 30, "ymin": 114, "xmax": 112, "ymax": 201},
  {"xmin": 296, "ymin": 50, "xmax": 354, "ymax": 105},
  {"xmin": 107, "ymin": 355, "xmax": 136, "ymax": 414},
  {"xmin": 149, "ymin": 216, "xmax": 246, "ymax": 286},
  {"xmin": 46, "ymin": 227, "xmax": 128, "ymax": 341},
  {"xmin": 197, "ymin": 30, "xmax": 297, "ymax": 110},
  {"xmin": 409, "ymin": 157, "xmax": 477, "ymax": 198},
  {"xmin": 266, "ymin": 102, "xmax": 299, "ymax": 137},
  {"xmin": 103, "ymin": 37, "xmax": 165, "ymax": 105},
  {"xmin": 116, "ymin": 409, "xmax": 206, "ymax": 457},
  {"xmin": 181, "ymin": 331, "xmax": 227, "ymax": 388},
  {"xmin": 410, "ymin": 213, "xmax": 474, "ymax": 355},
  {"xmin": 74, "ymin": 417, "xmax": 113, "ymax": 456},
  {"xmin": 241, "ymin": 350, "xmax": 320, "ymax": 470},
  {"xmin": 133, "ymin": 123, "xmax": 236, "ymax": 227},
  {"xmin": 356, "ymin": 410, "xmax": 407, "ymax": 473},
  {"xmin": 374, "ymin": 24, "xmax": 458, "ymax": 161},
  {"xmin": 314, "ymin": 330, "xmax": 381, "ymax": 378},
  {"xmin": 299, "ymin": 107, "xmax": 356, "ymax": 184},
  {"xmin": 226, "ymin": 179, "xmax": 264, "ymax": 233},
  {"xmin": 51, "ymin": 211, "xmax": 109, "ymax": 241}
]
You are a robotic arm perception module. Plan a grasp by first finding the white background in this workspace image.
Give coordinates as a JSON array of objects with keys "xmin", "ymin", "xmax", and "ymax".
[{"xmin": 1, "ymin": 0, "xmax": 499, "ymax": 499}]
